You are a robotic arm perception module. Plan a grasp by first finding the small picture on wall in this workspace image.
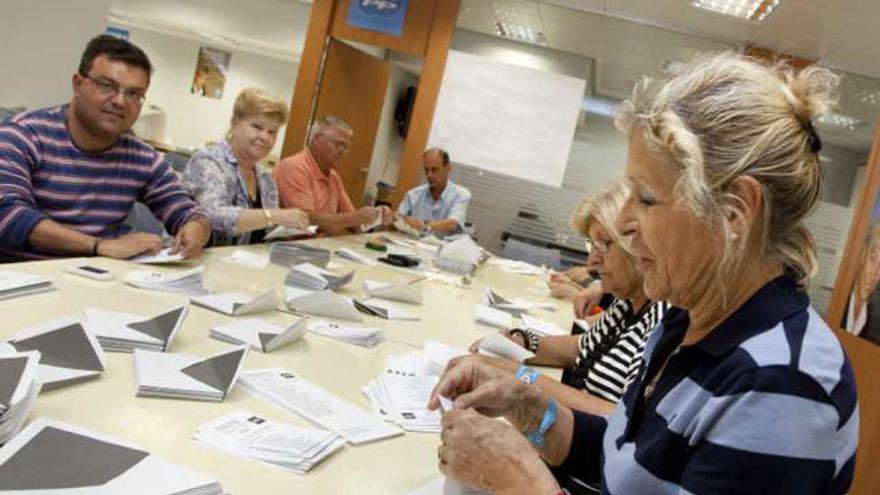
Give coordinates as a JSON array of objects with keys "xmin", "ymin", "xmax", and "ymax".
[
  {"xmin": 191, "ymin": 46, "xmax": 231, "ymax": 99},
  {"xmin": 840, "ymin": 187, "xmax": 880, "ymax": 345}
]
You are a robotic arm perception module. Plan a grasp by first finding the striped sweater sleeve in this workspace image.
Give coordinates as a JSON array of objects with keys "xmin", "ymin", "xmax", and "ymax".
[
  {"xmin": 140, "ymin": 154, "xmax": 206, "ymax": 235},
  {"xmin": 0, "ymin": 121, "xmax": 48, "ymax": 249}
]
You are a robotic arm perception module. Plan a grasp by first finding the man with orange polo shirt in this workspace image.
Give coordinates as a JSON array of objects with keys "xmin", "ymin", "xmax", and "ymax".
[{"xmin": 274, "ymin": 115, "xmax": 391, "ymax": 235}]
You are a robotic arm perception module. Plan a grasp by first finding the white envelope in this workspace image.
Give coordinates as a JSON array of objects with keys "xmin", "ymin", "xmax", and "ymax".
[
  {"xmin": 520, "ymin": 314, "xmax": 567, "ymax": 337},
  {"xmin": 363, "ymin": 279, "xmax": 423, "ymax": 305},
  {"xmin": 191, "ymin": 290, "xmax": 278, "ymax": 316},
  {"xmin": 474, "ymin": 305, "xmax": 514, "ymax": 330},
  {"xmin": 478, "ymin": 333, "xmax": 535, "ymax": 363},
  {"xmin": 335, "ymin": 248, "xmax": 377, "ymax": 266},
  {"xmin": 130, "ymin": 248, "xmax": 185, "ymax": 265},
  {"xmin": 265, "ymin": 225, "xmax": 318, "ymax": 241},
  {"xmin": 354, "ymin": 298, "xmax": 420, "ymax": 321},
  {"xmin": 285, "ymin": 287, "xmax": 363, "ymax": 322},
  {"xmin": 211, "ymin": 318, "xmax": 307, "ymax": 353}
]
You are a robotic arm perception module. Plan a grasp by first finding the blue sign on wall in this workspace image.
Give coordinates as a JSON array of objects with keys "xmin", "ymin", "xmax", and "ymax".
[{"xmin": 346, "ymin": 0, "xmax": 410, "ymax": 37}]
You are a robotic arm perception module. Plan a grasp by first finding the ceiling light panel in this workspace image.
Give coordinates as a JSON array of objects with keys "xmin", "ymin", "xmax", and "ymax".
[
  {"xmin": 691, "ymin": 0, "xmax": 782, "ymax": 21},
  {"xmin": 493, "ymin": 2, "xmax": 548, "ymax": 45}
]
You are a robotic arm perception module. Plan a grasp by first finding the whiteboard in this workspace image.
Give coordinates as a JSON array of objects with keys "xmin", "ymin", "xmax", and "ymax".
[{"xmin": 429, "ymin": 50, "xmax": 586, "ymax": 188}]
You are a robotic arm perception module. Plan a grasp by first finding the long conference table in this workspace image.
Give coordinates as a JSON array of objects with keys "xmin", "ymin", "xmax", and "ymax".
[{"xmin": 0, "ymin": 233, "xmax": 573, "ymax": 494}]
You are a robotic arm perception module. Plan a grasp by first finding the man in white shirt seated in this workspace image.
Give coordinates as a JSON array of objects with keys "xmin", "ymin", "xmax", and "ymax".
[{"xmin": 397, "ymin": 148, "xmax": 471, "ymax": 234}]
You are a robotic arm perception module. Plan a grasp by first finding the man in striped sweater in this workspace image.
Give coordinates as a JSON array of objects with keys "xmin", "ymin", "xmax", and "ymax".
[{"xmin": 0, "ymin": 35, "xmax": 210, "ymax": 262}]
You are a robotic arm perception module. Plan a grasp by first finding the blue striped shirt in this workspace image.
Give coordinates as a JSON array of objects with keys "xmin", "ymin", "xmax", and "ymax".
[
  {"xmin": 0, "ymin": 106, "xmax": 204, "ymax": 261},
  {"xmin": 559, "ymin": 274, "xmax": 859, "ymax": 494}
]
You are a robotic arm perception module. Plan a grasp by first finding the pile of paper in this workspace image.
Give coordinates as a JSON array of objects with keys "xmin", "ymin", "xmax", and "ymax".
[
  {"xmin": 0, "ymin": 418, "xmax": 224, "ymax": 494},
  {"xmin": 488, "ymin": 257, "xmax": 546, "ymax": 276},
  {"xmin": 353, "ymin": 298, "xmax": 420, "ymax": 321},
  {"xmin": 335, "ymin": 248, "xmax": 376, "ymax": 266},
  {"xmin": 134, "ymin": 346, "xmax": 247, "ymax": 402},
  {"xmin": 0, "ymin": 349, "xmax": 41, "ymax": 444},
  {"xmin": 285, "ymin": 287, "xmax": 363, "ymax": 322},
  {"xmin": 194, "ymin": 409, "xmax": 345, "ymax": 475},
  {"xmin": 125, "ymin": 266, "xmax": 208, "ymax": 295},
  {"xmin": 435, "ymin": 236, "xmax": 486, "ymax": 275},
  {"xmin": 363, "ymin": 279, "xmax": 423, "ymax": 305},
  {"xmin": 265, "ymin": 224, "xmax": 318, "ymax": 241},
  {"xmin": 129, "ymin": 247, "xmax": 185, "ymax": 264},
  {"xmin": 520, "ymin": 314, "xmax": 567, "ymax": 337},
  {"xmin": 270, "ymin": 242, "xmax": 331, "ymax": 268},
  {"xmin": 211, "ymin": 317, "xmax": 307, "ymax": 353},
  {"xmin": 6, "ymin": 317, "xmax": 106, "ymax": 391},
  {"xmin": 85, "ymin": 305, "xmax": 188, "ymax": 353},
  {"xmin": 474, "ymin": 304, "xmax": 515, "ymax": 330},
  {"xmin": 363, "ymin": 374, "xmax": 441, "ymax": 433},
  {"xmin": 482, "ymin": 288, "xmax": 531, "ymax": 316},
  {"xmin": 285, "ymin": 263, "xmax": 354, "ymax": 291},
  {"xmin": 0, "ymin": 270, "xmax": 54, "ymax": 300},
  {"xmin": 477, "ymin": 333, "xmax": 535, "ymax": 362},
  {"xmin": 239, "ymin": 369, "xmax": 402, "ymax": 445},
  {"xmin": 191, "ymin": 289, "xmax": 278, "ymax": 316},
  {"xmin": 307, "ymin": 320, "xmax": 383, "ymax": 347}
]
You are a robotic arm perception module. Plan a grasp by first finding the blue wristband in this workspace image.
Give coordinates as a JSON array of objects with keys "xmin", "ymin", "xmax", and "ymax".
[
  {"xmin": 527, "ymin": 398, "xmax": 557, "ymax": 447},
  {"xmin": 515, "ymin": 365, "xmax": 540, "ymax": 384}
]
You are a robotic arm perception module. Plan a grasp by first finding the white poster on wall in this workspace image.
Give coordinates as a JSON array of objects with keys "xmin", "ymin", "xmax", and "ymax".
[{"xmin": 429, "ymin": 50, "xmax": 586, "ymax": 188}]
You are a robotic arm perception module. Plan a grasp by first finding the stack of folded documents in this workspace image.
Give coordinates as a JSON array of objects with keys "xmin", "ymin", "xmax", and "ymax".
[
  {"xmin": 335, "ymin": 248, "xmax": 376, "ymax": 266},
  {"xmin": 285, "ymin": 263, "xmax": 354, "ymax": 290},
  {"xmin": 270, "ymin": 242, "xmax": 331, "ymax": 268},
  {"xmin": 285, "ymin": 286, "xmax": 363, "ymax": 322},
  {"xmin": 363, "ymin": 279, "xmax": 423, "ymax": 304},
  {"xmin": 239, "ymin": 368, "xmax": 402, "ymax": 445},
  {"xmin": 435, "ymin": 236, "xmax": 486, "ymax": 275},
  {"xmin": 210, "ymin": 317, "xmax": 307, "ymax": 353},
  {"xmin": 363, "ymin": 374, "xmax": 441, "ymax": 433},
  {"xmin": 306, "ymin": 320, "xmax": 383, "ymax": 347},
  {"xmin": 265, "ymin": 224, "xmax": 318, "ymax": 241},
  {"xmin": 474, "ymin": 304, "xmax": 515, "ymax": 329},
  {"xmin": 129, "ymin": 247, "xmax": 185, "ymax": 264},
  {"xmin": 482, "ymin": 288, "xmax": 531, "ymax": 316},
  {"xmin": 0, "ymin": 417, "xmax": 224, "ymax": 494},
  {"xmin": 520, "ymin": 314, "xmax": 567, "ymax": 337},
  {"xmin": 191, "ymin": 289, "xmax": 277, "ymax": 316},
  {"xmin": 353, "ymin": 298, "xmax": 420, "ymax": 321},
  {"xmin": 0, "ymin": 270, "xmax": 54, "ymax": 300},
  {"xmin": 133, "ymin": 345, "xmax": 248, "ymax": 401},
  {"xmin": 125, "ymin": 266, "xmax": 208, "ymax": 295},
  {"xmin": 0, "ymin": 349, "xmax": 41, "ymax": 444},
  {"xmin": 193, "ymin": 409, "xmax": 345, "ymax": 475},
  {"xmin": 477, "ymin": 333, "xmax": 535, "ymax": 362},
  {"xmin": 6, "ymin": 317, "xmax": 106, "ymax": 391},
  {"xmin": 85, "ymin": 305, "xmax": 188, "ymax": 353}
]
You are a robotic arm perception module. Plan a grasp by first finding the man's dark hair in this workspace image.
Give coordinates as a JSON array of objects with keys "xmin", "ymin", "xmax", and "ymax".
[
  {"xmin": 78, "ymin": 34, "xmax": 153, "ymax": 78},
  {"xmin": 424, "ymin": 147, "xmax": 450, "ymax": 166}
]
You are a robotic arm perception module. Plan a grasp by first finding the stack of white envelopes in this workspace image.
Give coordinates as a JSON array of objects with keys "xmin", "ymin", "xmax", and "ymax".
[
  {"xmin": 210, "ymin": 318, "xmax": 307, "ymax": 353},
  {"xmin": 0, "ymin": 349, "xmax": 41, "ymax": 444},
  {"xmin": 85, "ymin": 305, "xmax": 188, "ymax": 353},
  {"xmin": 0, "ymin": 418, "xmax": 223, "ymax": 494},
  {"xmin": 0, "ymin": 271, "xmax": 55, "ymax": 300},
  {"xmin": 133, "ymin": 345, "xmax": 248, "ymax": 402},
  {"xmin": 194, "ymin": 409, "xmax": 345, "ymax": 475},
  {"xmin": 362, "ymin": 279, "xmax": 423, "ymax": 304},
  {"xmin": 353, "ymin": 298, "xmax": 420, "ymax": 321},
  {"xmin": 191, "ymin": 289, "xmax": 277, "ymax": 316},
  {"xmin": 482, "ymin": 288, "xmax": 555, "ymax": 315},
  {"xmin": 125, "ymin": 266, "xmax": 208, "ymax": 295},
  {"xmin": 285, "ymin": 287, "xmax": 363, "ymax": 322},
  {"xmin": 285, "ymin": 263, "xmax": 354, "ymax": 291},
  {"xmin": 270, "ymin": 242, "xmax": 331, "ymax": 268},
  {"xmin": 6, "ymin": 317, "xmax": 106, "ymax": 391},
  {"xmin": 363, "ymin": 374, "xmax": 441, "ymax": 433},
  {"xmin": 307, "ymin": 320, "xmax": 383, "ymax": 347}
]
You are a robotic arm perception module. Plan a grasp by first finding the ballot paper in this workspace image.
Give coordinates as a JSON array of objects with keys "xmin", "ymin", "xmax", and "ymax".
[
  {"xmin": 353, "ymin": 298, "xmax": 420, "ymax": 321},
  {"xmin": 125, "ymin": 266, "xmax": 208, "ymax": 295},
  {"xmin": 307, "ymin": 320, "xmax": 384, "ymax": 347},
  {"xmin": 191, "ymin": 289, "xmax": 278, "ymax": 316},
  {"xmin": 482, "ymin": 288, "xmax": 555, "ymax": 315},
  {"xmin": 0, "ymin": 417, "xmax": 223, "ymax": 494},
  {"xmin": 0, "ymin": 270, "xmax": 55, "ymax": 300},
  {"xmin": 210, "ymin": 318, "xmax": 307, "ymax": 353},
  {"xmin": 265, "ymin": 224, "xmax": 318, "ymax": 241},
  {"xmin": 488, "ymin": 257, "xmax": 546, "ymax": 276},
  {"xmin": 193, "ymin": 409, "xmax": 345, "ymax": 475},
  {"xmin": 435, "ymin": 236, "xmax": 486, "ymax": 275},
  {"xmin": 363, "ymin": 375, "xmax": 441, "ymax": 433},
  {"xmin": 0, "ymin": 349, "xmax": 41, "ymax": 445},
  {"xmin": 418, "ymin": 341, "xmax": 469, "ymax": 376},
  {"xmin": 406, "ymin": 477, "xmax": 490, "ymax": 495},
  {"xmin": 285, "ymin": 263, "xmax": 355, "ymax": 291},
  {"xmin": 239, "ymin": 369, "xmax": 402, "ymax": 445},
  {"xmin": 270, "ymin": 242, "xmax": 332, "ymax": 268},
  {"xmin": 221, "ymin": 249, "xmax": 270, "ymax": 269},
  {"xmin": 360, "ymin": 213, "xmax": 383, "ymax": 232},
  {"xmin": 520, "ymin": 314, "xmax": 567, "ymax": 337},
  {"xmin": 474, "ymin": 304, "xmax": 515, "ymax": 330},
  {"xmin": 335, "ymin": 248, "xmax": 377, "ymax": 266},
  {"xmin": 478, "ymin": 333, "xmax": 535, "ymax": 363},
  {"xmin": 134, "ymin": 346, "xmax": 248, "ymax": 402},
  {"xmin": 85, "ymin": 305, "xmax": 188, "ymax": 353},
  {"xmin": 363, "ymin": 279, "xmax": 423, "ymax": 305},
  {"xmin": 285, "ymin": 287, "xmax": 364, "ymax": 322},
  {"xmin": 6, "ymin": 317, "xmax": 106, "ymax": 391},
  {"xmin": 129, "ymin": 247, "xmax": 185, "ymax": 264}
]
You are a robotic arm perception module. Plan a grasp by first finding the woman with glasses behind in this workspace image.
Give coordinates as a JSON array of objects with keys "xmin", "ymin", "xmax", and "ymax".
[{"xmin": 182, "ymin": 88, "xmax": 308, "ymax": 245}]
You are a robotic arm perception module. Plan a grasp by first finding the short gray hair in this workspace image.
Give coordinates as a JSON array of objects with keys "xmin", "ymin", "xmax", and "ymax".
[{"xmin": 308, "ymin": 115, "xmax": 353, "ymax": 144}]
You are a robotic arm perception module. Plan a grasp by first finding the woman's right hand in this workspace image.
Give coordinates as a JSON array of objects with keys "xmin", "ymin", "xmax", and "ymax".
[{"xmin": 273, "ymin": 208, "xmax": 309, "ymax": 229}]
